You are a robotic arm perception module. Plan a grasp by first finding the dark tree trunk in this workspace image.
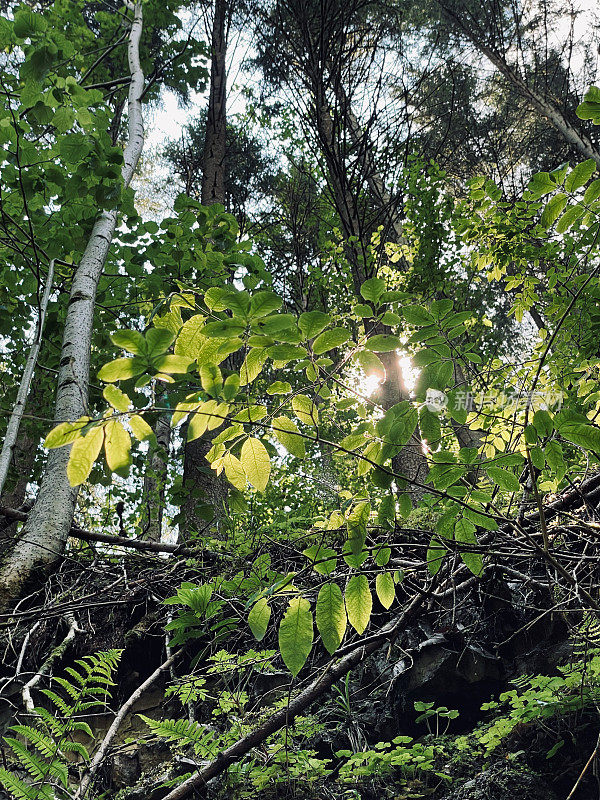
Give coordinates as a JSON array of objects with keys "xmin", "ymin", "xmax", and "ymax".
[{"xmin": 182, "ymin": 0, "xmax": 230, "ymax": 536}]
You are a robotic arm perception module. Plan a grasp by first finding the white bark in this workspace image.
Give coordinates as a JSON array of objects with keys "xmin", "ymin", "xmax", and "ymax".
[
  {"xmin": 436, "ymin": 1, "xmax": 600, "ymax": 166},
  {"xmin": 0, "ymin": 2, "xmax": 145, "ymax": 606},
  {"xmin": 0, "ymin": 259, "xmax": 55, "ymax": 498}
]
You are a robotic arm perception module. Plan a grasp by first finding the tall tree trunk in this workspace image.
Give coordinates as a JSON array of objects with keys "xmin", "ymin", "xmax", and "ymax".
[
  {"xmin": 313, "ymin": 90, "xmax": 429, "ymax": 500},
  {"xmin": 181, "ymin": 0, "xmax": 229, "ymax": 537},
  {"xmin": 0, "ymin": 260, "xmax": 54, "ymax": 499},
  {"xmin": 201, "ymin": 0, "xmax": 227, "ymax": 206},
  {"xmin": 435, "ymin": 1, "xmax": 600, "ymax": 166},
  {"xmin": 139, "ymin": 411, "xmax": 170, "ymax": 542},
  {"xmin": 0, "ymin": 2, "xmax": 146, "ymax": 609}
]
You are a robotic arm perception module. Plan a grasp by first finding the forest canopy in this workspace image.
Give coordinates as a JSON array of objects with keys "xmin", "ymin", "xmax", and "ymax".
[{"xmin": 2, "ymin": 0, "xmax": 600, "ymax": 798}]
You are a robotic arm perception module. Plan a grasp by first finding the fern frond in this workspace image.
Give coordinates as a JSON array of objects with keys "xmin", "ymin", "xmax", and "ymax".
[
  {"xmin": 0, "ymin": 768, "xmax": 38, "ymax": 800},
  {"xmin": 40, "ymin": 688, "xmax": 73, "ymax": 716},
  {"xmin": 9, "ymin": 726, "xmax": 56, "ymax": 759},
  {"xmin": 64, "ymin": 719, "xmax": 93, "ymax": 738},
  {"xmin": 51, "ymin": 677, "xmax": 80, "ymax": 700},
  {"xmin": 34, "ymin": 705, "xmax": 67, "ymax": 737},
  {"xmin": 60, "ymin": 740, "xmax": 90, "ymax": 760},
  {"xmin": 139, "ymin": 716, "xmax": 212, "ymax": 746},
  {"xmin": 4, "ymin": 737, "xmax": 48, "ymax": 780}
]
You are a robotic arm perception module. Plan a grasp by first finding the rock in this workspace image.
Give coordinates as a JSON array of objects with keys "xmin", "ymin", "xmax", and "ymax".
[
  {"xmin": 440, "ymin": 762, "xmax": 558, "ymax": 800},
  {"xmin": 111, "ymin": 748, "xmax": 141, "ymax": 788}
]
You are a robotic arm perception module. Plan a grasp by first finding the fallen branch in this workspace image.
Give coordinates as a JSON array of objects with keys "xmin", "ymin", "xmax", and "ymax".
[
  {"xmin": 160, "ymin": 592, "xmax": 426, "ymax": 800},
  {"xmin": 76, "ymin": 650, "xmax": 180, "ymax": 799},
  {"xmin": 0, "ymin": 506, "xmax": 223, "ymax": 561},
  {"xmin": 22, "ymin": 614, "xmax": 82, "ymax": 713}
]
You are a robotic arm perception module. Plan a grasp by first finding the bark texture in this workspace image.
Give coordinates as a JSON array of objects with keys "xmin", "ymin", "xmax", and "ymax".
[
  {"xmin": 139, "ymin": 411, "xmax": 170, "ymax": 542},
  {"xmin": 0, "ymin": 2, "xmax": 146, "ymax": 609},
  {"xmin": 182, "ymin": 0, "xmax": 230, "ymax": 536},
  {"xmin": 0, "ymin": 260, "xmax": 54, "ymax": 499}
]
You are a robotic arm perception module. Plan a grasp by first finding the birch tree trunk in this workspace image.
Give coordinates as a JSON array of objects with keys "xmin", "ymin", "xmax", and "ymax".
[
  {"xmin": 0, "ymin": 2, "xmax": 145, "ymax": 608},
  {"xmin": 0, "ymin": 260, "xmax": 54, "ymax": 499},
  {"xmin": 435, "ymin": 0, "xmax": 600, "ymax": 166}
]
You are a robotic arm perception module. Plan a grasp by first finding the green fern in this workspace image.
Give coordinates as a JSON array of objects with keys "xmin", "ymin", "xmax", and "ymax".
[
  {"xmin": 0, "ymin": 650, "xmax": 121, "ymax": 800},
  {"xmin": 139, "ymin": 715, "xmax": 218, "ymax": 757}
]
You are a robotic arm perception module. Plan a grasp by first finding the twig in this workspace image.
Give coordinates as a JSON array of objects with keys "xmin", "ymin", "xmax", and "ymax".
[
  {"xmin": 75, "ymin": 650, "xmax": 180, "ymax": 799},
  {"xmin": 566, "ymin": 731, "xmax": 600, "ymax": 799},
  {"xmin": 21, "ymin": 614, "xmax": 82, "ymax": 713}
]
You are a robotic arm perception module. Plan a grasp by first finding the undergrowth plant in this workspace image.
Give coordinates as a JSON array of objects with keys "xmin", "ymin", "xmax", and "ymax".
[{"xmin": 0, "ymin": 650, "xmax": 121, "ymax": 800}]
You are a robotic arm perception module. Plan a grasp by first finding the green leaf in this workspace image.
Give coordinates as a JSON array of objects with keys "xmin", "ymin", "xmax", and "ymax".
[
  {"xmin": 103, "ymin": 385, "xmax": 130, "ymax": 412},
  {"xmin": 565, "ymin": 159, "xmax": 596, "ymax": 193},
  {"xmin": 486, "ymin": 465, "xmax": 520, "ymax": 492},
  {"xmin": 222, "ymin": 373, "xmax": 240, "ymax": 401},
  {"xmin": 374, "ymin": 545, "xmax": 391, "ymax": 566},
  {"xmin": 104, "ymin": 420, "xmax": 131, "ymax": 476},
  {"xmin": 533, "ymin": 410, "xmax": 553, "ymax": 438},
  {"xmin": 233, "ymin": 405, "xmax": 267, "ymax": 423},
  {"xmin": 267, "ymin": 380, "xmax": 292, "ymax": 395},
  {"xmin": 545, "ymin": 440, "xmax": 565, "ymax": 481},
  {"xmin": 111, "ymin": 329, "xmax": 145, "ymax": 356},
  {"xmin": 175, "ymin": 315, "xmax": 208, "ymax": 359},
  {"xmin": 375, "ymin": 573, "xmax": 395, "ymax": 609},
  {"xmin": 353, "ymin": 350, "xmax": 385, "ymax": 379},
  {"xmin": 427, "ymin": 537, "xmax": 446, "ymax": 576},
  {"xmin": 345, "ymin": 575, "xmax": 372, "ymax": 634},
  {"xmin": 584, "ymin": 179, "xmax": 600, "ymax": 203},
  {"xmin": 403, "ymin": 305, "xmax": 434, "ymax": 326},
  {"xmin": 240, "ymin": 438, "xmax": 271, "ymax": 492},
  {"xmin": 129, "ymin": 415, "xmax": 154, "ymax": 442},
  {"xmin": 299, "ymin": 310, "xmax": 331, "ymax": 339},
  {"xmin": 454, "ymin": 518, "xmax": 482, "ymax": 576},
  {"xmin": 354, "ymin": 303, "xmax": 373, "ymax": 318},
  {"xmin": 559, "ymin": 422, "xmax": 600, "ymax": 452},
  {"xmin": 223, "ymin": 452, "xmax": 247, "ymax": 490},
  {"xmin": 98, "ymin": 357, "xmax": 146, "ymax": 383},
  {"xmin": 303, "ymin": 545, "xmax": 337, "ymax": 575},
  {"xmin": 312, "ymin": 328, "xmax": 350, "ymax": 355},
  {"xmin": 526, "ymin": 171, "xmax": 556, "ymax": 200},
  {"xmin": 14, "ymin": 8, "xmax": 47, "ymax": 37},
  {"xmin": 576, "ymin": 87, "xmax": 600, "ymax": 124},
  {"xmin": 240, "ymin": 348, "xmax": 267, "ymax": 385},
  {"xmin": 202, "ymin": 320, "xmax": 246, "ymax": 338},
  {"xmin": 316, "ymin": 583, "xmax": 346, "ymax": 655},
  {"xmin": 146, "ymin": 328, "xmax": 175, "ymax": 356},
  {"xmin": 292, "ymin": 394, "xmax": 319, "ymax": 427},
  {"xmin": 556, "ymin": 203, "xmax": 584, "ymax": 233},
  {"xmin": 45, "ymin": 418, "xmax": 89, "ymax": 449},
  {"xmin": 278, "ymin": 597, "xmax": 313, "ymax": 676},
  {"xmin": 153, "ymin": 355, "xmax": 194, "ymax": 375},
  {"xmin": 67, "ymin": 426, "xmax": 104, "ymax": 486},
  {"xmin": 273, "ymin": 416, "xmax": 305, "ymax": 458},
  {"xmin": 365, "ymin": 334, "xmax": 401, "ymax": 352},
  {"xmin": 249, "ymin": 291, "xmax": 282, "ymax": 318},
  {"xmin": 540, "ymin": 193, "xmax": 567, "ymax": 227},
  {"xmin": 347, "ymin": 501, "xmax": 370, "ymax": 556},
  {"xmin": 200, "ymin": 364, "xmax": 223, "ymax": 396},
  {"xmin": 59, "ymin": 133, "xmax": 90, "ymax": 165},
  {"xmin": 360, "ymin": 277, "xmax": 386, "ymax": 304},
  {"xmin": 248, "ymin": 598, "xmax": 271, "ymax": 641},
  {"xmin": 267, "ymin": 344, "xmax": 307, "ymax": 362},
  {"xmin": 187, "ymin": 402, "xmax": 210, "ymax": 441}
]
